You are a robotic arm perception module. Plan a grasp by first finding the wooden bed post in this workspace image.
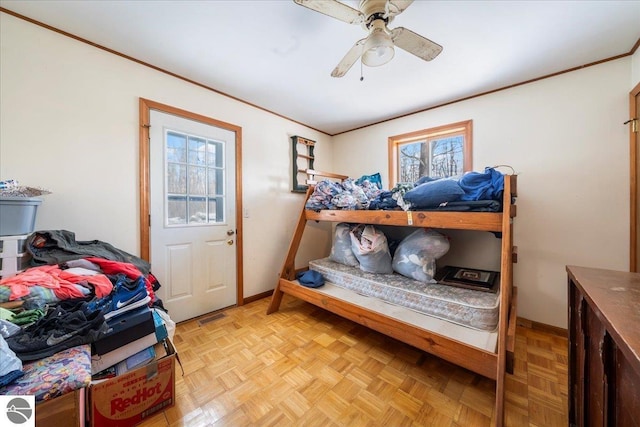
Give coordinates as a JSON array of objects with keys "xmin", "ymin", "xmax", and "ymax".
[{"xmin": 494, "ymin": 174, "xmax": 516, "ymax": 426}]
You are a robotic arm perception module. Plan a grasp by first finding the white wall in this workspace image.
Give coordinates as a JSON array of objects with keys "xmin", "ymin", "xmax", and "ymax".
[
  {"xmin": 332, "ymin": 59, "xmax": 631, "ymax": 329},
  {"xmin": 0, "ymin": 13, "xmax": 333, "ymax": 299}
]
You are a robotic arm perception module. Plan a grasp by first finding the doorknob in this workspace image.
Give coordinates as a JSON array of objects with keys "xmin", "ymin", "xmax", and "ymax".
[
  {"xmin": 227, "ymin": 229, "xmax": 235, "ymax": 236},
  {"xmin": 227, "ymin": 239, "xmax": 234, "ymax": 246}
]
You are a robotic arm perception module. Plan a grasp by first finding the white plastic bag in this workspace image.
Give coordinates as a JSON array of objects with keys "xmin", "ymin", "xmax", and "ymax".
[
  {"xmin": 349, "ymin": 225, "xmax": 393, "ymax": 274},
  {"xmin": 392, "ymin": 229, "xmax": 450, "ymax": 282},
  {"xmin": 153, "ymin": 308, "xmax": 176, "ymax": 342},
  {"xmin": 329, "ymin": 223, "xmax": 359, "ymax": 267}
]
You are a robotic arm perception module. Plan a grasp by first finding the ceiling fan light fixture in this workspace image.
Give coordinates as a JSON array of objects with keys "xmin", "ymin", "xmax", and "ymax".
[{"xmin": 362, "ymin": 29, "xmax": 394, "ymax": 67}]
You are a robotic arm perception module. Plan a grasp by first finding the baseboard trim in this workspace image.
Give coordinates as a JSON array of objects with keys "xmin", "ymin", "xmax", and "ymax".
[
  {"xmin": 517, "ymin": 316, "xmax": 567, "ymax": 338},
  {"xmin": 244, "ymin": 290, "xmax": 273, "ymax": 305}
]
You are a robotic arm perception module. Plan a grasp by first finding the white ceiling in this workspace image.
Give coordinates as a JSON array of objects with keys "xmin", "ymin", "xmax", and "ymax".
[{"xmin": 1, "ymin": 0, "xmax": 639, "ymax": 135}]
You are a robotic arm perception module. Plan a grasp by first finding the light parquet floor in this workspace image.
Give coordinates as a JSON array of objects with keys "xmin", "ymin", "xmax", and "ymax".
[{"xmin": 139, "ymin": 296, "xmax": 568, "ymax": 427}]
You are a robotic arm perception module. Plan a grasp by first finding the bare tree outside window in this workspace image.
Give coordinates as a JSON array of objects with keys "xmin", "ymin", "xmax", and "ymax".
[
  {"xmin": 166, "ymin": 130, "xmax": 225, "ymax": 226},
  {"xmin": 389, "ymin": 121, "xmax": 472, "ymax": 186}
]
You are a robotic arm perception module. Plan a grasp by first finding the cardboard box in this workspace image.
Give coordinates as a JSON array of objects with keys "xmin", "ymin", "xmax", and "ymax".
[
  {"xmin": 36, "ymin": 388, "xmax": 85, "ymax": 427},
  {"xmin": 88, "ymin": 340, "xmax": 176, "ymax": 427}
]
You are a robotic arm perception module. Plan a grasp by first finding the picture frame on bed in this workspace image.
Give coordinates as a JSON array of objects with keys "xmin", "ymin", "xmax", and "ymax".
[{"xmin": 435, "ymin": 265, "xmax": 499, "ymax": 293}]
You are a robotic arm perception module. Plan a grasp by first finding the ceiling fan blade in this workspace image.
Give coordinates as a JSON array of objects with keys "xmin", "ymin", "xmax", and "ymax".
[
  {"xmin": 386, "ymin": 0, "xmax": 415, "ymax": 18},
  {"xmin": 331, "ymin": 38, "xmax": 366, "ymax": 78},
  {"xmin": 293, "ymin": 0, "xmax": 364, "ymax": 25},
  {"xmin": 390, "ymin": 27, "xmax": 443, "ymax": 61}
]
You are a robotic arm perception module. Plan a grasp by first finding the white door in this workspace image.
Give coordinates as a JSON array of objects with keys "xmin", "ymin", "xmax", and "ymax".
[{"xmin": 149, "ymin": 109, "xmax": 237, "ymax": 323}]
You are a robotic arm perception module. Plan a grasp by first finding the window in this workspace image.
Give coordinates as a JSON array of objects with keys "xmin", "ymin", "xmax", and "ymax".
[
  {"xmin": 388, "ymin": 120, "xmax": 472, "ymax": 185},
  {"xmin": 165, "ymin": 130, "xmax": 225, "ymax": 225}
]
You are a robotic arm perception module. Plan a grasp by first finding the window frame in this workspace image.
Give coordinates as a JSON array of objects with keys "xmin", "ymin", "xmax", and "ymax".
[
  {"xmin": 164, "ymin": 129, "xmax": 227, "ymax": 227},
  {"xmin": 388, "ymin": 120, "xmax": 473, "ymax": 186}
]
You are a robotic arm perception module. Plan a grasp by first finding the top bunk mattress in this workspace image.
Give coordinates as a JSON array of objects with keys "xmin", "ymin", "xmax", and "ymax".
[{"xmin": 309, "ymin": 257, "xmax": 500, "ymax": 331}]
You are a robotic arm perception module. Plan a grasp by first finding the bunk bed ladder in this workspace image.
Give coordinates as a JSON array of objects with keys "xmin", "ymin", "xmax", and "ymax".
[{"xmin": 267, "ymin": 170, "xmax": 347, "ymax": 315}]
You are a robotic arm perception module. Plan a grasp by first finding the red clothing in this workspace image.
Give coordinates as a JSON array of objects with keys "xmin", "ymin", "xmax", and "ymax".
[
  {"xmin": 0, "ymin": 265, "xmax": 113, "ymax": 301},
  {"xmin": 85, "ymin": 257, "xmax": 156, "ymax": 301},
  {"xmin": 59, "ymin": 270, "xmax": 113, "ymax": 298}
]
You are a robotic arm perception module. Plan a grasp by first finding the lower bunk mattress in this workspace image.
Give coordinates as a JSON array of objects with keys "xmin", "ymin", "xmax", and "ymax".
[{"xmin": 309, "ymin": 257, "xmax": 500, "ymax": 331}]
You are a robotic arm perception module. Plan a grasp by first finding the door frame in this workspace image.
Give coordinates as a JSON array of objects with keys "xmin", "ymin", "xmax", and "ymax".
[
  {"xmin": 629, "ymin": 81, "xmax": 640, "ymax": 272},
  {"xmin": 139, "ymin": 98, "xmax": 244, "ymax": 306}
]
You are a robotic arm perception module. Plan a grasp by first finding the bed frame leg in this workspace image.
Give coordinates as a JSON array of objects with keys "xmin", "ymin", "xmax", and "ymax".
[
  {"xmin": 267, "ymin": 281, "xmax": 284, "ymax": 314},
  {"xmin": 506, "ymin": 352, "xmax": 514, "ymax": 375}
]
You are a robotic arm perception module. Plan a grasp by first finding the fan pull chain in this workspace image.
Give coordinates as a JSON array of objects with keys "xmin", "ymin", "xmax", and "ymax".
[{"xmin": 360, "ymin": 59, "xmax": 364, "ymax": 81}]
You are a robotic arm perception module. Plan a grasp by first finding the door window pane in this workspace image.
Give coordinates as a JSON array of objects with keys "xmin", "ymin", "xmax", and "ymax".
[
  {"xmin": 166, "ymin": 132, "xmax": 187, "ymax": 163},
  {"xmin": 188, "ymin": 196, "xmax": 207, "ymax": 224},
  {"xmin": 189, "ymin": 166, "xmax": 206, "ymax": 196},
  {"xmin": 164, "ymin": 129, "xmax": 226, "ymax": 226},
  {"xmin": 207, "ymin": 141, "xmax": 224, "ymax": 168},
  {"xmin": 167, "ymin": 196, "xmax": 187, "ymax": 225},
  {"xmin": 208, "ymin": 198, "xmax": 224, "ymax": 222},
  {"xmin": 167, "ymin": 163, "xmax": 186, "ymax": 194},
  {"xmin": 189, "ymin": 137, "xmax": 207, "ymax": 166}
]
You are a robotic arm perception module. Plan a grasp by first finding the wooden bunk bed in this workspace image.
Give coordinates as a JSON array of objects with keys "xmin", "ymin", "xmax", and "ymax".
[{"xmin": 267, "ymin": 170, "xmax": 517, "ymax": 426}]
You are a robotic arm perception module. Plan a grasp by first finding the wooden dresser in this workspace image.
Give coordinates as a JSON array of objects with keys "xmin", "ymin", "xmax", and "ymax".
[{"xmin": 567, "ymin": 266, "xmax": 640, "ymax": 426}]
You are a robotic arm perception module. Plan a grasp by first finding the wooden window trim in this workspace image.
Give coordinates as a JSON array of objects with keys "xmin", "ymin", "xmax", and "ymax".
[{"xmin": 388, "ymin": 120, "xmax": 472, "ymax": 186}]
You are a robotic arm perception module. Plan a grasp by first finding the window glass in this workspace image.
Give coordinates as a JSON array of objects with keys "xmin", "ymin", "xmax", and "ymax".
[
  {"xmin": 188, "ymin": 136, "xmax": 206, "ymax": 166},
  {"xmin": 389, "ymin": 120, "xmax": 472, "ymax": 186},
  {"xmin": 167, "ymin": 196, "xmax": 187, "ymax": 225},
  {"xmin": 165, "ymin": 130, "xmax": 225, "ymax": 226},
  {"xmin": 166, "ymin": 132, "xmax": 186, "ymax": 163}
]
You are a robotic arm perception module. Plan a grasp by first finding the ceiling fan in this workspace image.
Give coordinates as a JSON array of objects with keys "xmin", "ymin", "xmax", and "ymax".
[{"xmin": 293, "ymin": 0, "xmax": 443, "ymax": 77}]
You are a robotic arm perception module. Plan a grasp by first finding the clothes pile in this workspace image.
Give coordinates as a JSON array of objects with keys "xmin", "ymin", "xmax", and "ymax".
[
  {"xmin": 306, "ymin": 167, "xmax": 508, "ymax": 212},
  {"xmin": 0, "ymin": 230, "xmax": 165, "ymax": 388}
]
